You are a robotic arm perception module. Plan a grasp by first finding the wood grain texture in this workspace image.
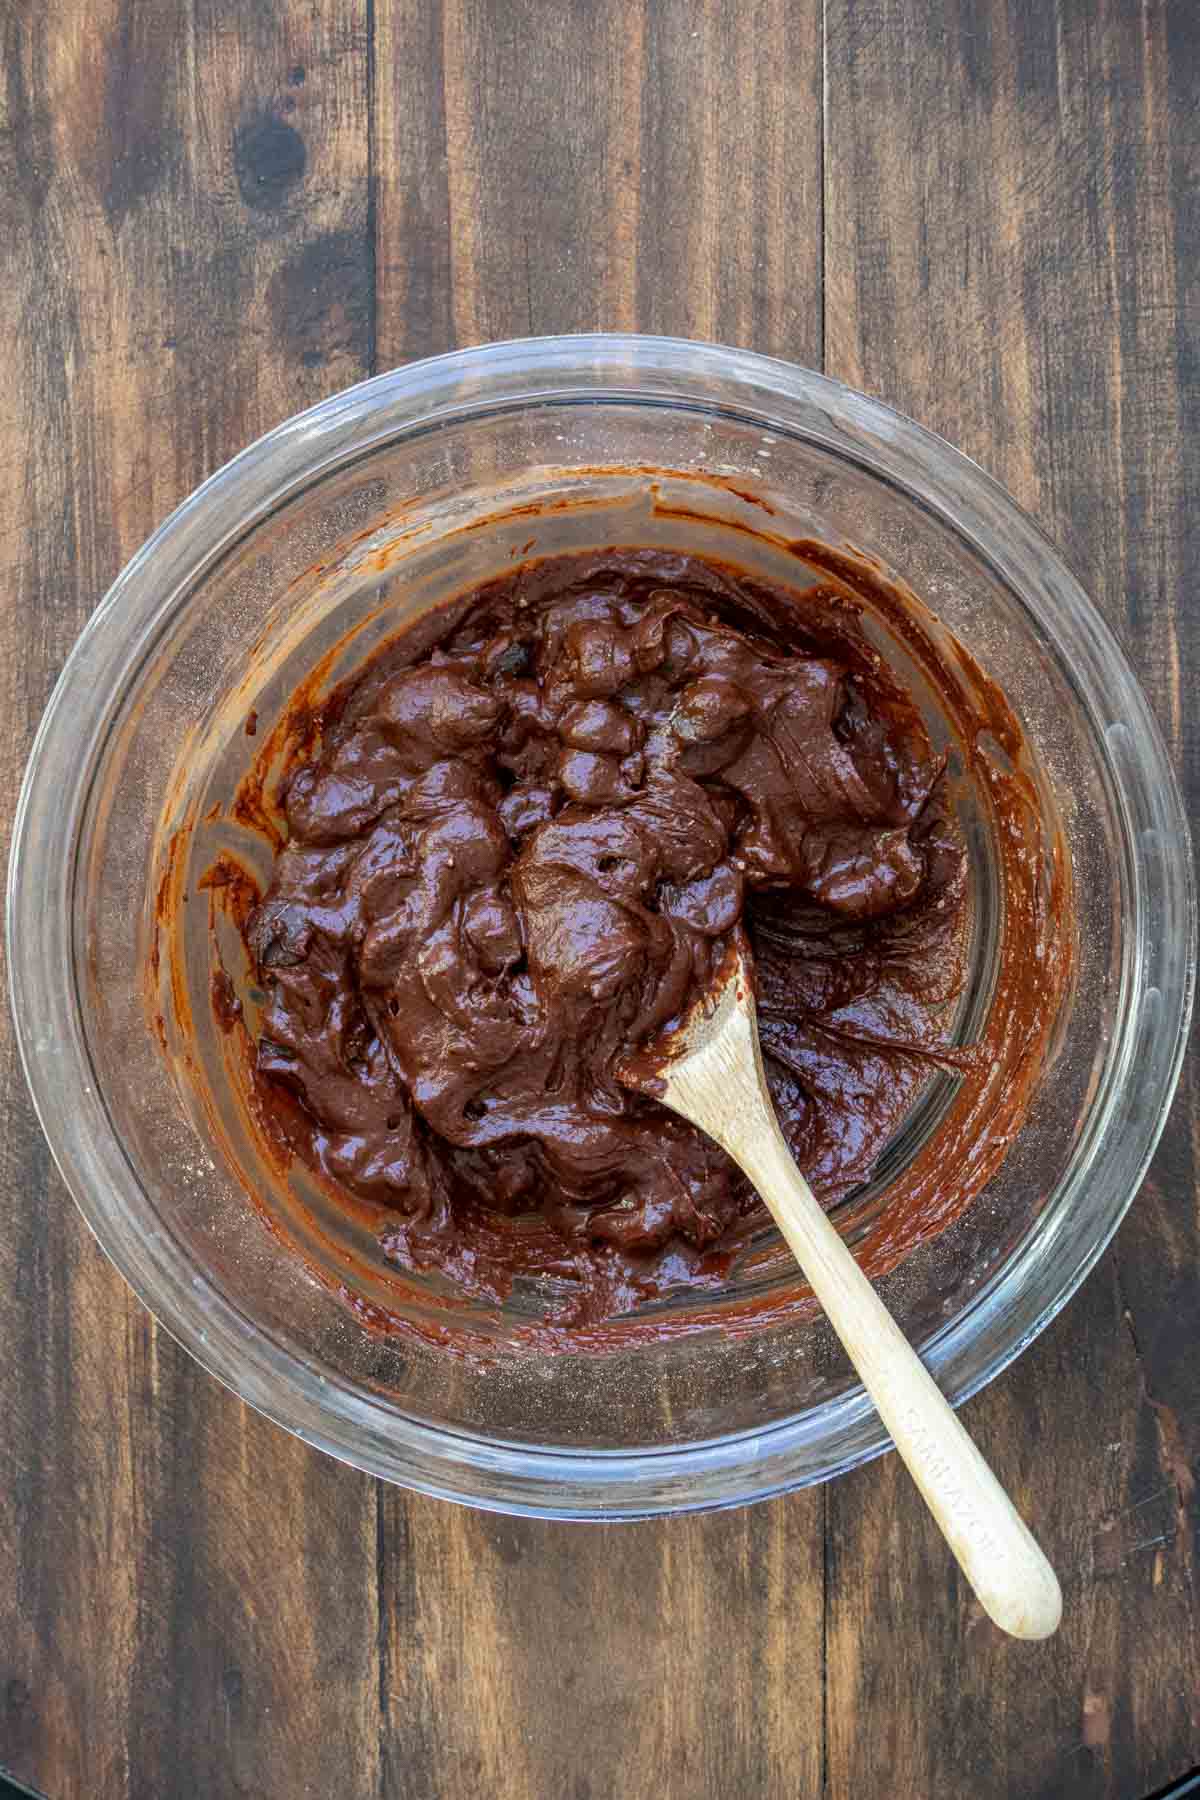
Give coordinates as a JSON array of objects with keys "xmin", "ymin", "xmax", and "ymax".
[
  {"xmin": 375, "ymin": 0, "xmax": 823, "ymax": 364},
  {"xmin": 379, "ymin": 1496, "xmax": 825, "ymax": 1800},
  {"xmin": 1, "ymin": 0, "xmax": 1197, "ymax": 1795},
  {"xmin": 0, "ymin": 5, "xmax": 383, "ymax": 1797},
  {"xmin": 824, "ymin": 0, "xmax": 1200, "ymax": 1793}
]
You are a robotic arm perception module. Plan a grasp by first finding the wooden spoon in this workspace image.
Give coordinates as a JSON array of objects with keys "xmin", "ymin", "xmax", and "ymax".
[{"xmin": 619, "ymin": 941, "xmax": 1062, "ymax": 1641}]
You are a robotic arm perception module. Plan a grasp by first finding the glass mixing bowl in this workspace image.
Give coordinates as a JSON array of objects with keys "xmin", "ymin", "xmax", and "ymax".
[{"xmin": 8, "ymin": 336, "xmax": 1193, "ymax": 1516}]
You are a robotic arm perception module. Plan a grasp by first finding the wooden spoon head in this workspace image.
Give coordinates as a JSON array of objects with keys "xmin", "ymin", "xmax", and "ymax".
[{"xmin": 616, "ymin": 934, "xmax": 756, "ymax": 1104}]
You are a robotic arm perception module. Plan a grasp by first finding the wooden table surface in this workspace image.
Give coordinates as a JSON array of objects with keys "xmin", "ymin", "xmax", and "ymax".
[{"xmin": 2, "ymin": 3, "xmax": 1198, "ymax": 1796}]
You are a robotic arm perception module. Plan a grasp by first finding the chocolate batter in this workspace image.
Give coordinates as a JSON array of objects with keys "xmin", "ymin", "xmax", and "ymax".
[{"xmin": 241, "ymin": 550, "xmax": 969, "ymax": 1324}]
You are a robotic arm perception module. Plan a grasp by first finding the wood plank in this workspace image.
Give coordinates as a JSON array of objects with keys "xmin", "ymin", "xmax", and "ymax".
[
  {"xmin": 373, "ymin": 5, "xmax": 827, "ymax": 1796},
  {"xmin": 0, "ymin": 5, "xmax": 382, "ymax": 1796},
  {"xmin": 381, "ymin": 1496, "xmax": 826, "ymax": 1800},
  {"xmin": 823, "ymin": 0, "xmax": 1200, "ymax": 1793},
  {"xmin": 375, "ymin": 0, "xmax": 823, "ymax": 365}
]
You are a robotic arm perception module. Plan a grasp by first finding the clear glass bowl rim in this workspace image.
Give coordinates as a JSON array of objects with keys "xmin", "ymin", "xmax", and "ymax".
[{"xmin": 7, "ymin": 333, "xmax": 1195, "ymax": 1517}]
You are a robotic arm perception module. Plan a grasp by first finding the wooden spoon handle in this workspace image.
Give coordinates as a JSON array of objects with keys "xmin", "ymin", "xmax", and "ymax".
[{"xmin": 740, "ymin": 1120, "xmax": 1062, "ymax": 1640}]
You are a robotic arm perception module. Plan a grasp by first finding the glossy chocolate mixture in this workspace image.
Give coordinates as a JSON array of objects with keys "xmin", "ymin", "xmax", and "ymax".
[{"xmin": 241, "ymin": 550, "xmax": 969, "ymax": 1325}]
